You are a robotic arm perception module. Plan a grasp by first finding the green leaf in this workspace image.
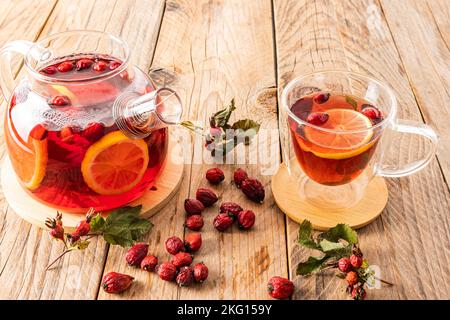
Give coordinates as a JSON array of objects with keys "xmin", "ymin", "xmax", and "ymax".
[
  {"xmin": 319, "ymin": 224, "xmax": 358, "ymax": 244},
  {"xmin": 231, "ymin": 119, "xmax": 260, "ymax": 145},
  {"xmin": 211, "ymin": 99, "xmax": 236, "ymax": 128},
  {"xmin": 296, "ymin": 256, "xmax": 329, "ymax": 276},
  {"xmin": 73, "ymin": 240, "xmax": 90, "ymax": 250},
  {"xmin": 345, "ymin": 95, "xmax": 358, "ymax": 110},
  {"xmin": 298, "ymin": 220, "xmax": 320, "ymax": 249},
  {"xmin": 180, "ymin": 121, "xmax": 204, "ymax": 135},
  {"xmin": 319, "ymin": 239, "xmax": 345, "ymax": 252}
]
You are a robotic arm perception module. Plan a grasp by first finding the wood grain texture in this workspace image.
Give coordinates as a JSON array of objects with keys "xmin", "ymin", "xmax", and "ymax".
[{"xmin": 273, "ymin": 0, "xmax": 449, "ymax": 299}]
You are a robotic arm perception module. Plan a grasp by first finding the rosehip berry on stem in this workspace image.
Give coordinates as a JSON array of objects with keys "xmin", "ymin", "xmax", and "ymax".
[
  {"xmin": 237, "ymin": 210, "xmax": 255, "ymax": 230},
  {"xmin": 176, "ymin": 266, "xmax": 194, "ymax": 287},
  {"xmin": 213, "ymin": 213, "xmax": 234, "ymax": 232},
  {"xmin": 102, "ymin": 272, "xmax": 134, "ymax": 294},
  {"xmin": 141, "ymin": 255, "xmax": 158, "ymax": 272},
  {"xmin": 233, "ymin": 168, "xmax": 248, "ymax": 188},
  {"xmin": 49, "ymin": 95, "xmax": 70, "ymax": 106},
  {"xmin": 41, "ymin": 65, "xmax": 57, "ymax": 75},
  {"xmin": 313, "ymin": 92, "xmax": 330, "ymax": 104},
  {"xmin": 184, "ymin": 198, "xmax": 204, "ymax": 215},
  {"xmin": 171, "ymin": 252, "xmax": 193, "ymax": 269},
  {"xmin": 165, "ymin": 236, "xmax": 185, "ymax": 255},
  {"xmin": 346, "ymin": 271, "xmax": 358, "ymax": 286},
  {"xmin": 351, "ymin": 286, "xmax": 367, "ymax": 300},
  {"xmin": 206, "ymin": 167, "xmax": 225, "ymax": 184},
  {"xmin": 125, "ymin": 243, "xmax": 149, "ymax": 266},
  {"xmin": 57, "ymin": 61, "xmax": 74, "ymax": 72},
  {"xmin": 196, "ymin": 188, "xmax": 218, "ymax": 207},
  {"xmin": 219, "ymin": 202, "xmax": 243, "ymax": 219},
  {"xmin": 157, "ymin": 262, "xmax": 177, "ymax": 281},
  {"xmin": 45, "ymin": 212, "xmax": 64, "ymax": 241},
  {"xmin": 350, "ymin": 254, "xmax": 363, "ymax": 268},
  {"xmin": 193, "ymin": 263, "xmax": 209, "ymax": 283},
  {"xmin": 241, "ymin": 177, "xmax": 265, "ymax": 203},
  {"xmin": 185, "ymin": 215, "xmax": 204, "ymax": 231},
  {"xmin": 306, "ymin": 112, "xmax": 329, "ymax": 125},
  {"xmin": 338, "ymin": 257, "xmax": 352, "ymax": 273},
  {"xmin": 267, "ymin": 276, "xmax": 294, "ymax": 299},
  {"xmin": 76, "ymin": 58, "xmax": 93, "ymax": 70},
  {"xmin": 209, "ymin": 126, "xmax": 222, "ymax": 137},
  {"xmin": 93, "ymin": 60, "xmax": 108, "ymax": 72},
  {"xmin": 184, "ymin": 233, "xmax": 202, "ymax": 252}
]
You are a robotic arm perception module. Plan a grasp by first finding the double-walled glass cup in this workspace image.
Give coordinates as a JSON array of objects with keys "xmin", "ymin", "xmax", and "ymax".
[{"xmin": 280, "ymin": 71, "xmax": 438, "ymax": 209}]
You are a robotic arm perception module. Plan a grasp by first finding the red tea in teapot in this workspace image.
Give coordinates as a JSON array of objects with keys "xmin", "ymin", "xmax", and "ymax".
[{"xmin": 5, "ymin": 54, "xmax": 168, "ymax": 212}]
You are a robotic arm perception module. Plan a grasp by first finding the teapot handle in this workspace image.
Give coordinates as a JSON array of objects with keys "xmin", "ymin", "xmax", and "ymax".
[{"xmin": 0, "ymin": 40, "xmax": 34, "ymax": 101}]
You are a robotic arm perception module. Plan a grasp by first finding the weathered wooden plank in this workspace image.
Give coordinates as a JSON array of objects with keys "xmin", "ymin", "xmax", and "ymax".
[
  {"xmin": 0, "ymin": 0, "xmax": 165, "ymax": 299},
  {"xmin": 99, "ymin": 0, "xmax": 288, "ymax": 300},
  {"xmin": 273, "ymin": 0, "xmax": 449, "ymax": 299}
]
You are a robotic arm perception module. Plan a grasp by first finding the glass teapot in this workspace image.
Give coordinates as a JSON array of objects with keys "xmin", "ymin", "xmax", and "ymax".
[{"xmin": 0, "ymin": 31, "xmax": 183, "ymax": 212}]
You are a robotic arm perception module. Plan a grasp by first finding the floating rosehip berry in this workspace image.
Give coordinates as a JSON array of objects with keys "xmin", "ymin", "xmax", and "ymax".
[
  {"xmin": 267, "ymin": 276, "xmax": 294, "ymax": 299},
  {"xmin": 233, "ymin": 168, "xmax": 248, "ymax": 188},
  {"xmin": 75, "ymin": 58, "xmax": 93, "ymax": 70},
  {"xmin": 184, "ymin": 233, "xmax": 202, "ymax": 252},
  {"xmin": 237, "ymin": 210, "xmax": 255, "ymax": 230},
  {"xmin": 193, "ymin": 263, "xmax": 209, "ymax": 283},
  {"xmin": 93, "ymin": 60, "xmax": 108, "ymax": 72},
  {"xmin": 241, "ymin": 177, "xmax": 265, "ymax": 203},
  {"xmin": 350, "ymin": 254, "xmax": 363, "ymax": 268},
  {"xmin": 213, "ymin": 213, "xmax": 234, "ymax": 232},
  {"xmin": 41, "ymin": 65, "xmax": 57, "ymax": 75},
  {"xmin": 49, "ymin": 95, "xmax": 70, "ymax": 106},
  {"xmin": 141, "ymin": 255, "xmax": 158, "ymax": 272},
  {"xmin": 29, "ymin": 124, "xmax": 48, "ymax": 141},
  {"xmin": 171, "ymin": 252, "xmax": 193, "ymax": 269},
  {"xmin": 361, "ymin": 106, "xmax": 382, "ymax": 123},
  {"xmin": 57, "ymin": 61, "xmax": 74, "ymax": 72},
  {"xmin": 313, "ymin": 92, "xmax": 330, "ymax": 104},
  {"xmin": 345, "ymin": 271, "xmax": 358, "ymax": 286},
  {"xmin": 306, "ymin": 112, "xmax": 329, "ymax": 125},
  {"xmin": 219, "ymin": 202, "xmax": 243, "ymax": 219},
  {"xmin": 82, "ymin": 122, "xmax": 104, "ymax": 142},
  {"xmin": 185, "ymin": 215, "xmax": 204, "ymax": 231},
  {"xmin": 196, "ymin": 188, "xmax": 218, "ymax": 207},
  {"xmin": 102, "ymin": 272, "xmax": 134, "ymax": 294},
  {"xmin": 125, "ymin": 243, "xmax": 149, "ymax": 267},
  {"xmin": 109, "ymin": 61, "xmax": 122, "ymax": 70},
  {"xmin": 157, "ymin": 262, "xmax": 177, "ymax": 281},
  {"xmin": 176, "ymin": 266, "xmax": 194, "ymax": 287},
  {"xmin": 338, "ymin": 257, "xmax": 352, "ymax": 273},
  {"xmin": 351, "ymin": 286, "xmax": 366, "ymax": 300},
  {"xmin": 165, "ymin": 236, "xmax": 185, "ymax": 255},
  {"xmin": 184, "ymin": 199, "xmax": 204, "ymax": 215},
  {"xmin": 206, "ymin": 168, "xmax": 225, "ymax": 184}
]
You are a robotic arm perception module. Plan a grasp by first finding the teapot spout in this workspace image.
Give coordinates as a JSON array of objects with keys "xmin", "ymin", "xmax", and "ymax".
[{"xmin": 113, "ymin": 87, "xmax": 183, "ymax": 139}]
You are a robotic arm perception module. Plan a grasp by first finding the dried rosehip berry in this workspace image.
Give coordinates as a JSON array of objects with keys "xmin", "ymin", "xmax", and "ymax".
[
  {"xmin": 125, "ymin": 243, "xmax": 149, "ymax": 266},
  {"xmin": 241, "ymin": 177, "xmax": 265, "ymax": 203},
  {"xmin": 93, "ymin": 60, "xmax": 108, "ymax": 72},
  {"xmin": 82, "ymin": 122, "xmax": 104, "ymax": 142},
  {"xmin": 351, "ymin": 286, "xmax": 366, "ymax": 300},
  {"xmin": 141, "ymin": 255, "xmax": 158, "ymax": 272},
  {"xmin": 41, "ymin": 65, "xmax": 57, "ymax": 75},
  {"xmin": 57, "ymin": 61, "xmax": 74, "ymax": 72},
  {"xmin": 185, "ymin": 215, "xmax": 204, "ymax": 231},
  {"xmin": 206, "ymin": 168, "xmax": 225, "ymax": 184},
  {"xmin": 165, "ymin": 236, "xmax": 185, "ymax": 255},
  {"xmin": 171, "ymin": 252, "xmax": 193, "ymax": 269},
  {"xmin": 213, "ymin": 213, "xmax": 234, "ymax": 232},
  {"xmin": 102, "ymin": 272, "xmax": 134, "ymax": 294},
  {"xmin": 45, "ymin": 212, "xmax": 64, "ymax": 241},
  {"xmin": 346, "ymin": 271, "xmax": 358, "ymax": 286},
  {"xmin": 49, "ymin": 95, "xmax": 70, "ymax": 106},
  {"xmin": 184, "ymin": 233, "xmax": 202, "ymax": 252},
  {"xmin": 233, "ymin": 168, "xmax": 248, "ymax": 188},
  {"xmin": 313, "ymin": 92, "xmax": 330, "ymax": 104},
  {"xmin": 237, "ymin": 210, "xmax": 255, "ymax": 230},
  {"xmin": 306, "ymin": 112, "xmax": 329, "ymax": 125},
  {"xmin": 350, "ymin": 254, "xmax": 363, "ymax": 268},
  {"xmin": 196, "ymin": 188, "xmax": 218, "ymax": 207},
  {"xmin": 109, "ymin": 61, "xmax": 122, "ymax": 70},
  {"xmin": 76, "ymin": 58, "xmax": 93, "ymax": 70},
  {"xmin": 362, "ymin": 106, "xmax": 382, "ymax": 123},
  {"xmin": 219, "ymin": 202, "xmax": 243, "ymax": 219},
  {"xmin": 193, "ymin": 263, "xmax": 209, "ymax": 283},
  {"xmin": 267, "ymin": 276, "xmax": 294, "ymax": 299},
  {"xmin": 176, "ymin": 266, "xmax": 194, "ymax": 287},
  {"xmin": 338, "ymin": 257, "xmax": 352, "ymax": 273},
  {"xmin": 157, "ymin": 262, "xmax": 177, "ymax": 281},
  {"xmin": 184, "ymin": 198, "xmax": 204, "ymax": 215}
]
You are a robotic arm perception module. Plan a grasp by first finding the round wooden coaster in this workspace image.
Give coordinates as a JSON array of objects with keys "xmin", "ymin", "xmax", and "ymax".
[
  {"xmin": 271, "ymin": 161, "xmax": 388, "ymax": 231},
  {"xmin": 1, "ymin": 139, "xmax": 184, "ymax": 231}
]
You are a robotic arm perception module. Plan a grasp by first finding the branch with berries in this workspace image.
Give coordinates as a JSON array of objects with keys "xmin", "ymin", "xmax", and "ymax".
[
  {"xmin": 296, "ymin": 220, "xmax": 393, "ymax": 300},
  {"xmin": 45, "ymin": 205, "xmax": 152, "ymax": 270}
]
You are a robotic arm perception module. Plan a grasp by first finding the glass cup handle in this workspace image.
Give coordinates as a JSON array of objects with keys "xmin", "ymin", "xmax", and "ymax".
[
  {"xmin": 376, "ymin": 119, "xmax": 438, "ymax": 177},
  {"xmin": 0, "ymin": 40, "xmax": 35, "ymax": 100}
]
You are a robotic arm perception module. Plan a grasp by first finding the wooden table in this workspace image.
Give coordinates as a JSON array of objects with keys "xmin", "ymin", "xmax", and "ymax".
[{"xmin": 0, "ymin": 0, "xmax": 448, "ymax": 300}]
